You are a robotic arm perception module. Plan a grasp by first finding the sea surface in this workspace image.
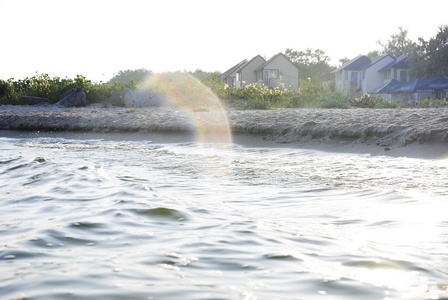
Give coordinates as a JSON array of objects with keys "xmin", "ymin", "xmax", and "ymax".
[{"xmin": 1, "ymin": 131, "xmax": 447, "ymax": 300}]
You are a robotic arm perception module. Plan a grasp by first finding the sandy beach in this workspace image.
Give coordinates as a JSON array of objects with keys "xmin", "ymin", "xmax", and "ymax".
[{"xmin": 1, "ymin": 104, "xmax": 447, "ymax": 159}]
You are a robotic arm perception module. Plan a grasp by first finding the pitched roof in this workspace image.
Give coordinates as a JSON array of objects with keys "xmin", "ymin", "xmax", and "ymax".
[
  {"xmin": 379, "ymin": 54, "xmax": 409, "ymax": 71},
  {"xmin": 255, "ymin": 53, "xmax": 299, "ymax": 72},
  {"xmin": 331, "ymin": 55, "xmax": 371, "ymax": 73},
  {"xmin": 369, "ymin": 79, "xmax": 403, "ymax": 93},
  {"xmin": 361, "ymin": 54, "xmax": 394, "ymax": 70},
  {"xmin": 234, "ymin": 55, "xmax": 266, "ymax": 73},
  {"xmin": 221, "ymin": 59, "xmax": 247, "ymax": 80},
  {"xmin": 416, "ymin": 76, "xmax": 448, "ymax": 92},
  {"xmin": 391, "ymin": 77, "xmax": 429, "ymax": 93}
]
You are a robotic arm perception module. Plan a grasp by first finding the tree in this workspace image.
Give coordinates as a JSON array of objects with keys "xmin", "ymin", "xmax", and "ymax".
[
  {"xmin": 409, "ymin": 25, "xmax": 448, "ymax": 78},
  {"xmin": 108, "ymin": 68, "xmax": 152, "ymax": 84},
  {"xmin": 285, "ymin": 48, "xmax": 334, "ymax": 81},
  {"xmin": 339, "ymin": 57, "xmax": 350, "ymax": 65},
  {"xmin": 190, "ymin": 69, "xmax": 221, "ymax": 81},
  {"xmin": 366, "ymin": 50, "xmax": 380, "ymax": 60},
  {"xmin": 377, "ymin": 27, "xmax": 417, "ymax": 57}
]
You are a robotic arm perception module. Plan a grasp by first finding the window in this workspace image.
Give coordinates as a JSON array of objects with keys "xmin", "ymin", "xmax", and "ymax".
[
  {"xmin": 400, "ymin": 70, "xmax": 407, "ymax": 82},
  {"xmin": 263, "ymin": 70, "xmax": 279, "ymax": 80},
  {"xmin": 350, "ymin": 72, "xmax": 358, "ymax": 89},
  {"xmin": 262, "ymin": 69, "xmax": 279, "ymax": 87},
  {"xmin": 344, "ymin": 70, "xmax": 348, "ymax": 80}
]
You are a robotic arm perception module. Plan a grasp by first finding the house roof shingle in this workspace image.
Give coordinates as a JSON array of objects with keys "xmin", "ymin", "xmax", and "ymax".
[
  {"xmin": 331, "ymin": 55, "xmax": 371, "ymax": 73},
  {"xmin": 416, "ymin": 76, "xmax": 448, "ymax": 92},
  {"xmin": 255, "ymin": 53, "xmax": 299, "ymax": 72},
  {"xmin": 221, "ymin": 59, "xmax": 247, "ymax": 80},
  {"xmin": 379, "ymin": 54, "xmax": 409, "ymax": 71},
  {"xmin": 234, "ymin": 55, "xmax": 266, "ymax": 74},
  {"xmin": 369, "ymin": 79, "xmax": 403, "ymax": 93},
  {"xmin": 361, "ymin": 54, "xmax": 393, "ymax": 70},
  {"xmin": 391, "ymin": 77, "xmax": 428, "ymax": 93}
]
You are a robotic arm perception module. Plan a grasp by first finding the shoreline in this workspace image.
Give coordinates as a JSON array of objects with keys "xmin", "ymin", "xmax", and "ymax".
[{"xmin": 1, "ymin": 104, "xmax": 448, "ymax": 159}]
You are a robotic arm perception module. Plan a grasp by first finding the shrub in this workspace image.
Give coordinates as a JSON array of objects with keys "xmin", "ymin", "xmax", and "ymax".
[
  {"xmin": 0, "ymin": 72, "xmax": 408, "ymax": 110},
  {"xmin": 0, "ymin": 73, "xmax": 137, "ymax": 105},
  {"xmin": 416, "ymin": 98, "xmax": 448, "ymax": 107},
  {"xmin": 373, "ymin": 95, "xmax": 400, "ymax": 108},
  {"xmin": 0, "ymin": 79, "xmax": 20, "ymax": 104}
]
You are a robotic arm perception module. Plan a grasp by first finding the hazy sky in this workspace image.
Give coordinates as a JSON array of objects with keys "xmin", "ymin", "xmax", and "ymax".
[{"xmin": 0, "ymin": 0, "xmax": 447, "ymax": 82}]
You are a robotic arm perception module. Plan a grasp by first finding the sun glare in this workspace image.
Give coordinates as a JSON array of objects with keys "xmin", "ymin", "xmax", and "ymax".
[
  {"xmin": 141, "ymin": 72, "xmax": 232, "ymax": 145},
  {"xmin": 139, "ymin": 72, "xmax": 233, "ymax": 175}
]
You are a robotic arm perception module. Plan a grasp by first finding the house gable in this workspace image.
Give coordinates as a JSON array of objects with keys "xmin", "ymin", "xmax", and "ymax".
[
  {"xmin": 221, "ymin": 59, "xmax": 247, "ymax": 87},
  {"xmin": 361, "ymin": 54, "xmax": 395, "ymax": 92},
  {"xmin": 361, "ymin": 54, "xmax": 394, "ymax": 70},
  {"xmin": 331, "ymin": 55, "xmax": 371, "ymax": 74},
  {"xmin": 234, "ymin": 55, "xmax": 266, "ymax": 88},
  {"xmin": 255, "ymin": 53, "xmax": 299, "ymax": 89},
  {"xmin": 378, "ymin": 54, "xmax": 409, "ymax": 82},
  {"xmin": 332, "ymin": 55, "xmax": 372, "ymax": 92}
]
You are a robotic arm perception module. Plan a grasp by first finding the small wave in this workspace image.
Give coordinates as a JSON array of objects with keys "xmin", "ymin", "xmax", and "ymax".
[
  {"xmin": 129, "ymin": 207, "xmax": 189, "ymax": 221},
  {"xmin": 1, "ymin": 135, "xmax": 447, "ymax": 299}
]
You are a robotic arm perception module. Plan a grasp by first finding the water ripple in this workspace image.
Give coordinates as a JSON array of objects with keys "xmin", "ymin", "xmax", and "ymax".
[{"xmin": 0, "ymin": 136, "xmax": 447, "ymax": 299}]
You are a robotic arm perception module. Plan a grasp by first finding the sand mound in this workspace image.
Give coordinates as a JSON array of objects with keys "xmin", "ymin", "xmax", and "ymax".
[{"xmin": 1, "ymin": 104, "xmax": 447, "ymax": 157}]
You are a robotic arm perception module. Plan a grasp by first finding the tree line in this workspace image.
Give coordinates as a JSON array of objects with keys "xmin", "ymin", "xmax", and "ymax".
[
  {"xmin": 1, "ymin": 25, "xmax": 445, "ymax": 107},
  {"xmin": 283, "ymin": 25, "xmax": 448, "ymax": 82},
  {"xmin": 107, "ymin": 25, "xmax": 447, "ymax": 86}
]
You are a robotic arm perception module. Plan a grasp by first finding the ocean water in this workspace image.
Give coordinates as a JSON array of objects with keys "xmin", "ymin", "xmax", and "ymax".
[{"xmin": 1, "ymin": 132, "xmax": 447, "ymax": 300}]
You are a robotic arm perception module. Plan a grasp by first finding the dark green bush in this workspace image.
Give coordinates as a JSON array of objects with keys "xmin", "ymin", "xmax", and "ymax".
[
  {"xmin": 416, "ymin": 98, "xmax": 448, "ymax": 107},
  {"xmin": 1, "ymin": 72, "xmax": 405, "ymax": 109},
  {"xmin": 0, "ymin": 73, "xmax": 137, "ymax": 105}
]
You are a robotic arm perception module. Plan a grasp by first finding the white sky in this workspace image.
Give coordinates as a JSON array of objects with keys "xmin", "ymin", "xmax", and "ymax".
[{"xmin": 0, "ymin": 0, "xmax": 447, "ymax": 82}]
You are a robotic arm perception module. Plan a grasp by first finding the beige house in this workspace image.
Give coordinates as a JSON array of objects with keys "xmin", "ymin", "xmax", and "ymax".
[
  {"xmin": 222, "ymin": 53, "xmax": 299, "ymax": 90},
  {"xmin": 234, "ymin": 55, "xmax": 266, "ymax": 88},
  {"xmin": 255, "ymin": 53, "xmax": 299, "ymax": 89},
  {"xmin": 220, "ymin": 59, "xmax": 247, "ymax": 88}
]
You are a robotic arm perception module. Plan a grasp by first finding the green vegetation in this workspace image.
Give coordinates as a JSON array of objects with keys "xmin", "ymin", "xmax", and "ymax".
[
  {"xmin": 0, "ymin": 73, "xmax": 137, "ymax": 105},
  {"xmin": 108, "ymin": 68, "xmax": 152, "ymax": 84},
  {"xmin": 0, "ymin": 71, "xmax": 421, "ymax": 110},
  {"xmin": 203, "ymin": 77, "xmax": 400, "ymax": 109},
  {"xmin": 416, "ymin": 98, "xmax": 448, "ymax": 108},
  {"xmin": 284, "ymin": 48, "xmax": 334, "ymax": 81},
  {"xmin": 409, "ymin": 25, "xmax": 448, "ymax": 79},
  {"xmin": 0, "ymin": 26, "xmax": 446, "ymax": 110}
]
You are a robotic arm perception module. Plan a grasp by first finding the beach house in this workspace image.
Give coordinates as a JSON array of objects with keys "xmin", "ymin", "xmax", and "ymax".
[
  {"xmin": 378, "ymin": 54, "xmax": 409, "ymax": 83},
  {"xmin": 234, "ymin": 55, "xmax": 267, "ymax": 89},
  {"xmin": 221, "ymin": 53, "xmax": 299, "ymax": 90},
  {"xmin": 255, "ymin": 53, "xmax": 299, "ymax": 89},
  {"xmin": 332, "ymin": 54, "xmax": 409, "ymax": 94},
  {"xmin": 220, "ymin": 59, "xmax": 247, "ymax": 88},
  {"xmin": 332, "ymin": 55, "xmax": 371, "ymax": 91}
]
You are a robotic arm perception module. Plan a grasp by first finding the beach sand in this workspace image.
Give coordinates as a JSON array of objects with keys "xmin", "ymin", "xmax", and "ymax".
[{"xmin": 1, "ymin": 104, "xmax": 447, "ymax": 159}]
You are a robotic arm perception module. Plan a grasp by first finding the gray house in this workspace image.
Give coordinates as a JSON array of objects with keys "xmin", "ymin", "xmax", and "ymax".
[
  {"xmin": 220, "ymin": 59, "xmax": 247, "ymax": 88},
  {"xmin": 222, "ymin": 53, "xmax": 299, "ymax": 90},
  {"xmin": 255, "ymin": 53, "xmax": 299, "ymax": 89}
]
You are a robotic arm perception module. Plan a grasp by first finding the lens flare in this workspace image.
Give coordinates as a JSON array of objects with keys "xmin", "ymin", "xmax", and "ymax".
[
  {"xmin": 141, "ymin": 72, "xmax": 232, "ymax": 145},
  {"xmin": 139, "ymin": 72, "xmax": 233, "ymax": 175}
]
